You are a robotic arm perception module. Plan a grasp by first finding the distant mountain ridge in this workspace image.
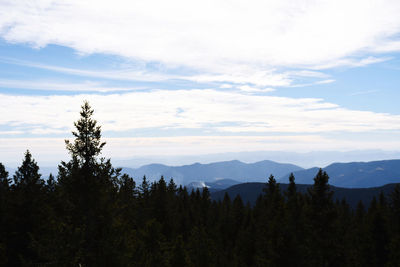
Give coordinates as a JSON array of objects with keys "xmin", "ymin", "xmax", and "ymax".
[
  {"xmin": 280, "ymin": 159, "xmax": 400, "ymax": 188},
  {"xmin": 1, "ymin": 158, "xmax": 383, "ymax": 190},
  {"xmin": 121, "ymin": 160, "xmax": 304, "ymax": 185},
  {"xmin": 120, "ymin": 159, "xmax": 400, "ymax": 188},
  {"xmin": 5, "ymin": 158, "xmax": 400, "ymax": 189}
]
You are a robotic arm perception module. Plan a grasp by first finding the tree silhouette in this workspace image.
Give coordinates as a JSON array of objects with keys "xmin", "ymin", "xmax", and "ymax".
[
  {"xmin": 0, "ymin": 163, "xmax": 9, "ymax": 265},
  {"xmin": 306, "ymin": 169, "xmax": 338, "ymax": 266},
  {"xmin": 57, "ymin": 101, "xmax": 122, "ymax": 265},
  {"xmin": 65, "ymin": 101, "xmax": 105, "ymax": 167},
  {"xmin": 8, "ymin": 151, "xmax": 48, "ymax": 265},
  {"xmin": 13, "ymin": 150, "xmax": 43, "ymax": 190},
  {"xmin": 0, "ymin": 163, "xmax": 9, "ymax": 190}
]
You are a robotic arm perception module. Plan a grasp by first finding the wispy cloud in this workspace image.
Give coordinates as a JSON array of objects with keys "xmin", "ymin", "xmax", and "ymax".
[
  {"xmin": 0, "ymin": 57, "xmax": 296, "ymax": 87},
  {"xmin": 0, "ymin": 130, "xmax": 24, "ymax": 135},
  {"xmin": 238, "ymin": 85, "xmax": 275, "ymax": 93},
  {"xmin": 312, "ymin": 57, "xmax": 391, "ymax": 70},
  {"xmin": 0, "ymin": 57, "xmax": 173, "ymax": 82},
  {"xmin": 289, "ymin": 79, "xmax": 336, "ymax": 88},
  {"xmin": 0, "ymin": 78, "xmax": 147, "ymax": 92},
  {"xmin": 350, "ymin": 90, "xmax": 379, "ymax": 96},
  {"xmin": 1, "ymin": 0, "xmax": 399, "ymax": 85}
]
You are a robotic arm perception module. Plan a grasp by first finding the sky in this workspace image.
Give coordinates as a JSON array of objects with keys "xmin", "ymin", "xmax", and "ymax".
[{"xmin": 1, "ymin": 0, "xmax": 400, "ymax": 167}]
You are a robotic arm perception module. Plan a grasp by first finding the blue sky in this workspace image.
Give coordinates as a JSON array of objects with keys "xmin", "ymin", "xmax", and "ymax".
[{"xmin": 1, "ymin": 0, "xmax": 400, "ymax": 166}]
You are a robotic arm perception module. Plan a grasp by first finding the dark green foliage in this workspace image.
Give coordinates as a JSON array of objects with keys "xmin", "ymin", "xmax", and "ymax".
[
  {"xmin": 305, "ymin": 169, "xmax": 338, "ymax": 266},
  {"xmin": 2, "ymin": 102, "xmax": 400, "ymax": 266},
  {"xmin": 13, "ymin": 150, "xmax": 43, "ymax": 189},
  {"xmin": 0, "ymin": 163, "xmax": 9, "ymax": 265},
  {"xmin": 6, "ymin": 150, "xmax": 49, "ymax": 266},
  {"xmin": 388, "ymin": 186, "xmax": 400, "ymax": 266},
  {"xmin": 55, "ymin": 102, "xmax": 122, "ymax": 265},
  {"xmin": 65, "ymin": 101, "xmax": 105, "ymax": 166},
  {"xmin": 0, "ymin": 163, "xmax": 9, "ymax": 190}
]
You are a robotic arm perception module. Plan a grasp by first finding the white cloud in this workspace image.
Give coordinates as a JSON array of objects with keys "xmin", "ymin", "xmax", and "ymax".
[
  {"xmin": 0, "ymin": 130, "xmax": 24, "ymax": 135},
  {"xmin": 350, "ymin": 90, "xmax": 379, "ymax": 96},
  {"xmin": 284, "ymin": 70, "xmax": 329, "ymax": 78},
  {"xmin": 0, "ymin": 57, "xmax": 174, "ymax": 82},
  {"xmin": 312, "ymin": 56, "xmax": 391, "ymax": 70},
  {"xmin": 315, "ymin": 79, "xmax": 335, "ymax": 85},
  {"xmin": 238, "ymin": 85, "xmax": 275, "ymax": 93},
  {"xmin": 1, "ymin": 0, "xmax": 400, "ymax": 85},
  {"xmin": 290, "ymin": 79, "xmax": 336, "ymax": 88},
  {"xmin": 186, "ymin": 70, "xmax": 292, "ymax": 86},
  {"xmin": 0, "ymin": 57, "xmax": 294, "ymax": 87},
  {"xmin": 1, "ymin": 90, "xmax": 400, "ymax": 136},
  {"xmin": 219, "ymin": 84, "xmax": 233, "ymax": 89}
]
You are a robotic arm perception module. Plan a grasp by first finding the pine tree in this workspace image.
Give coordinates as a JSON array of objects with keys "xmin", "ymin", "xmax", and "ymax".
[
  {"xmin": 286, "ymin": 173, "xmax": 296, "ymax": 200},
  {"xmin": 255, "ymin": 174, "xmax": 286, "ymax": 266},
  {"xmin": 263, "ymin": 174, "xmax": 280, "ymax": 197},
  {"xmin": 138, "ymin": 175, "xmax": 150, "ymax": 198},
  {"xmin": 8, "ymin": 151, "xmax": 48, "ymax": 265},
  {"xmin": 368, "ymin": 192, "xmax": 389, "ymax": 266},
  {"xmin": 169, "ymin": 235, "xmax": 191, "ymax": 267},
  {"xmin": 46, "ymin": 173, "xmax": 56, "ymax": 193},
  {"xmin": 0, "ymin": 163, "xmax": 9, "ymax": 265},
  {"xmin": 57, "ymin": 101, "xmax": 121, "ymax": 265},
  {"xmin": 390, "ymin": 185, "xmax": 400, "ymax": 225},
  {"xmin": 188, "ymin": 226, "xmax": 216, "ymax": 267},
  {"xmin": 347, "ymin": 201, "xmax": 370, "ymax": 266},
  {"xmin": 0, "ymin": 162, "xmax": 10, "ymax": 214},
  {"xmin": 0, "ymin": 163, "xmax": 9, "ymax": 190},
  {"xmin": 388, "ymin": 185, "xmax": 400, "ymax": 266},
  {"xmin": 308, "ymin": 169, "xmax": 333, "ymax": 211},
  {"xmin": 282, "ymin": 173, "xmax": 305, "ymax": 266},
  {"xmin": 13, "ymin": 150, "xmax": 43, "ymax": 190},
  {"xmin": 65, "ymin": 101, "xmax": 105, "ymax": 167},
  {"xmin": 306, "ymin": 169, "xmax": 338, "ymax": 267}
]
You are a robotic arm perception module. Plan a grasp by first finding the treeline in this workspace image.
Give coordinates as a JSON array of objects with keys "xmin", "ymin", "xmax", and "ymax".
[{"xmin": 1, "ymin": 102, "xmax": 400, "ymax": 266}]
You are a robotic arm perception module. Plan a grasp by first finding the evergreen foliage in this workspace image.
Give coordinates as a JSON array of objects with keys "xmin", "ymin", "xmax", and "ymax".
[{"xmin": 1, "ymin": 102, "xmax": 400, "ymax": 266}]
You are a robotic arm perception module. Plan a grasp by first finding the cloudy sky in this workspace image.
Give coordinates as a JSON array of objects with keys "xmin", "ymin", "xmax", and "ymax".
[{"xmin": 1, "ymin": 0, "xmax": 400, "ymax": 166}]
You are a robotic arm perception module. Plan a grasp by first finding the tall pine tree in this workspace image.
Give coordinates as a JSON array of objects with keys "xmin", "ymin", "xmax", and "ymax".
[
  {"xmin": 306, "ymin": 169, "xmax": 338, "ymax": 267},
  {"xmin": 57, "ymin": 101, "xmax": 123, "ymax": 265},
  {"xmin": 8, "ymin": 151, "xmax": 48, "ymax": 265}
]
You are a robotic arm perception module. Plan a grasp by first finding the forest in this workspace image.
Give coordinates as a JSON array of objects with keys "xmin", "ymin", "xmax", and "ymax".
[{"xmin": 1, "ymin": 102, "xmax": 400, "ymax": 266}]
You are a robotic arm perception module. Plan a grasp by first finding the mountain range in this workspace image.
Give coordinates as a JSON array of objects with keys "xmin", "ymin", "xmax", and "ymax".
[
  {"xmin": 112, "ymin": 150, "xmax": 400, "ymax": 169},
  {"xmin": 121, "ymin": 159, "xmax": 400, "ymax": 188},
  {"xmin": 5, "ymin": 158, "xmax": 400, "ymax": 190},
  {"xmin": 279, "ymin": 159, "xmax": 400, "ymax": 188},
  {"xmin": 121, "ymin": 160, "xmax": 303, "ymax": 185}
]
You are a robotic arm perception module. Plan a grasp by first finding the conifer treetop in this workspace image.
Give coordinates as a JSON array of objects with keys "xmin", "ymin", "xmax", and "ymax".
[
  {"xmin": 13, "ymin": 150, "xmax": 41, "ymax": 186},
  {"xmin": 65, "ymin": 101, "xmax": 106, "ymax": 165}
]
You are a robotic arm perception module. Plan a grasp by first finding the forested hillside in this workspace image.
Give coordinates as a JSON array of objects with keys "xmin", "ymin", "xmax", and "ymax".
[
  {"xmin": 211, "ymin": 182, "xmax": 400, "ymax": 208},
  {"xmin": 1, "ymin": 102, "xmax": 400, "ymax": 266}
]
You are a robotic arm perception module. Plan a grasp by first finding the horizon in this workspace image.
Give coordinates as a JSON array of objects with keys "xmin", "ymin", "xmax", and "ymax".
[
  {"xmin": 4, "ymin": 150, "xmax": 400, "ymax": 180},
  {"xmin": 1, "ymin": 1, "xmax": 400, "ymax": 167}
]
